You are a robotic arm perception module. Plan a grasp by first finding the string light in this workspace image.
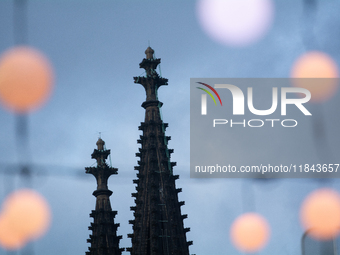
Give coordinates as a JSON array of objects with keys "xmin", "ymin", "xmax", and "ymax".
[
  {"xmin": 291, "ymin": 51, "xmax": 339, "ymax": 102},
  {"xmin": 230, "ymin": 213, "xmax": 270, "ymax": 253},
  {"xmin": 0, "ymin": 215, "xmax": 26, "ymax": 250},
  {"xmin": 0, "ymin": 46, "xmax": 54, "ymax": 113},
  {"xmin": 196, "ymin": 0, "xmax": 274, "ymax": 47},
  {"xmin": 0, "ymin": 189, "xmax": 51, "ymax": 250},
  {"xmin": 300, "ymin": 188, "xmax": 340, "ymax": 240}
]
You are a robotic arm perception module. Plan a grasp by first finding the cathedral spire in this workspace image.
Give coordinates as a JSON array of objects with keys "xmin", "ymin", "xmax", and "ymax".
[
  {"xmin": 85, "ymin": 138, "xmax": 124, "ymax": 255},
  {"xmin": 128, "ymin": 48, "xmax": 192, "ymax": 255}
]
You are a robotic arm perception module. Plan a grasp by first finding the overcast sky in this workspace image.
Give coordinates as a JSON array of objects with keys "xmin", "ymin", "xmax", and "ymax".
[{"xmin": 1, "ymin": 0, "xmax": 340, "ymax": 255}]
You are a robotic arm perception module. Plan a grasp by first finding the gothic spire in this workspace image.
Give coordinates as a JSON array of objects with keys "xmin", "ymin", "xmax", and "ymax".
[
  {"xmin": 85, "ymin": 138, "xmax": 124, "ymax": 255},
  {"xmin": 128, "ymin": 47, "xmax": 192, "ymax": 255}
]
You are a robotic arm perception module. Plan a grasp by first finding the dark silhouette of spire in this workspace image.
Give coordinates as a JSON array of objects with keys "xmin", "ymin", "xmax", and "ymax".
[
  {"xmin": 127, "ymin": 47, "xmax": 192, "ymax": 255},
  {"xmin": 85, "ymin": 138, "xmax": 124, "ymax": 255}
]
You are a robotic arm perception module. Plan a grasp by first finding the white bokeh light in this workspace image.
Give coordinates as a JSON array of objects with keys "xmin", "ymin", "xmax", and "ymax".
[{"xmin": 196, "ymin": 0, "xmax": 274, "ymax": 47}]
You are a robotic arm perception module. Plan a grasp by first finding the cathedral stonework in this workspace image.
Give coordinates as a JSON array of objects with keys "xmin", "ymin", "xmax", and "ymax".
[
  {"xmin": 85, "ymin": 47, "xmax": 192, "ymax": 255},
  {"xmin": 85, "ymin": 138, "xmax": 124, "ymax": 255},
  {"xmin": 127, "ymin": 47, "xmax": 192, "ymax": 255}
]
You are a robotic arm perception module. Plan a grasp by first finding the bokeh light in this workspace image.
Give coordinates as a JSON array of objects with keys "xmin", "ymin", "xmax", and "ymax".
[
  {"xmin": 300, "ymin": 188, "xmax": 340, "ymax": 240},
  {"xmin": 230, "ymin": 213, "xmax": 270, "ymax": 253},
  {"xmin": 291, "ymin": 51, "xmax": 339, "ymax": 102},
  {"xmin": 291, "ymin": 51, "xmax": 339, "ymax": 78},
  {"xmin": 0, "ymin": 46, "xmax": 54, "ymax": 113},
  {"xmin": 0, "ymin": 215, "xmax": 26, "ymax": 250},
  {"xmin": 196, "ymin": 0, "xmax": 274, "ymax": 47},
  {"xmin": 0, "ymin": 189, "xmax": 51, "ymax": 247}
]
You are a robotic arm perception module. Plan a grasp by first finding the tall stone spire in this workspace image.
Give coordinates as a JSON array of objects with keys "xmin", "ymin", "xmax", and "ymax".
[
  {"xmin": 85, "ymin": 138, "xmax": 124, "ymax": 255},
  {"xmin": 127, "ymin": 47, "xmax": 192, "ymax": 255}
]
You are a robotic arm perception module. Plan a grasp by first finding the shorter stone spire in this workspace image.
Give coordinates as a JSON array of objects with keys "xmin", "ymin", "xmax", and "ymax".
[{"xmin": 85, "ymin": 138, "xmax": 124, "ymax": 255}]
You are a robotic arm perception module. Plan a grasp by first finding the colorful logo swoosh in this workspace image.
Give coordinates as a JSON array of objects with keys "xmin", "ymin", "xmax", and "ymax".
[{"xmin": 196, "ymin": 82, "xmax": 223, "ymax": 106}]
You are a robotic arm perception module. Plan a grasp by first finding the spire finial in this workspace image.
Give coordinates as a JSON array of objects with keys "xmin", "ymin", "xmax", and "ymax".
[
  {"xmin": 145, "ymin": 46, "xmax": 154, "ymax": 59},
  {"xmin": 133, "ymin": 48, "xmax": 168, "ymax": 103},
  {"xmin": 96, "ymin": 137, "xmax": 105, "ymax": 150}
]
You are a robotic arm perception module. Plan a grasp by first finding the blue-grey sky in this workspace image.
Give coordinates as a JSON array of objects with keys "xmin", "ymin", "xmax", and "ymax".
[{"xmin": 1, "ymin": 0, "xmax": 340, "ymax": 255}]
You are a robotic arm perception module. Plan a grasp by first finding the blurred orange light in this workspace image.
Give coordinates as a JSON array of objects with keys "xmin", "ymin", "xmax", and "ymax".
[
  {"xmin": 1, "ymin": 189, "xmax": 51, "ymax": 241},
  {"xmin": 0, "ymin": 215, "xmax": 26, "ymax": 250},
  {"xmin": 300, "ymin": 188, "xmax": 340, "ymax": 240},
  {"xmin": 291, "ymin": 51, "xmax": 339, "ymax": 102},
  {"xmin": 291, "ymin": 51, "xmax": 338, "ymax": 78},
  {"xmin": 230, "ymin": 213, "xmax": 270, "ymax": 253},
  {"xmin": 196, "ymin": 0, "xmax": 274, "ymax": 47},
  {"xmin": 0, "ymin": 46, "xmax": 54, "ymax": 113}
]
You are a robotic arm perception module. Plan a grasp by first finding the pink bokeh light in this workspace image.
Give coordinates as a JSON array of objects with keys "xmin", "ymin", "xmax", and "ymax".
[{"xmin": 196, "ymin": 0, "xmax": 274, "ymax": 47}]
